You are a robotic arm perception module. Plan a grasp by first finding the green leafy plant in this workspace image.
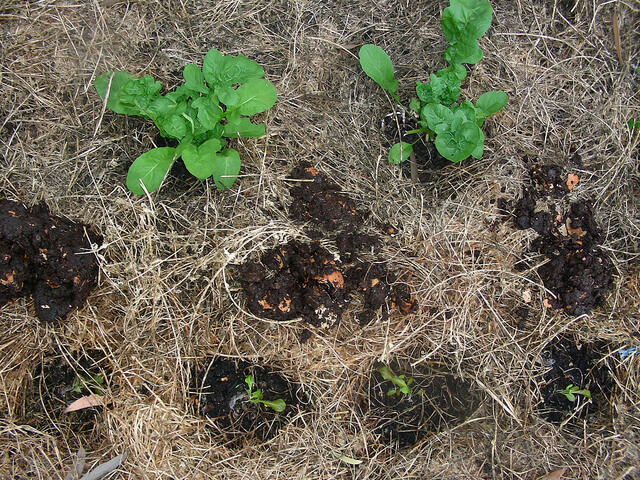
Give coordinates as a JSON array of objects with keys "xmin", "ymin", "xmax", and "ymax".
[
  {"xmin": 558, "ymin": 384, "xmax": 591, "ymax": 402},
  {"xmin": 628, "ymin": 119, "xmax": 640, "ymax": 131},
  {"xmin": 94, "ymin": 48, "xmax": 277, "ymax": 195},
  {"xmin": 244, "ymin": 374, "xmax": 286, "ymax": 412},
  {"xmin": 358, "ymin": 0, "xmax": 507, "ymax": 166},
  {"xmin": 71, "ymin": 373, "xmax": 105, "ymax": 395},
  {"xmin": 378, "ymin": 365, "xmax": 423, "ymax": 397}
]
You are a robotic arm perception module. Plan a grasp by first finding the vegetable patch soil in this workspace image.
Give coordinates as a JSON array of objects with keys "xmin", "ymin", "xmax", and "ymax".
[
  {"xmin": 238, "ymin": 163, "xmax": 416, "ymax": 329},
  {"xmin": 191, "ymin": 358, "xmax": 301, "ymax": 444},
  {"xmin": 366, "ymin": 361, "xmax": 479, "ymax": 447},
  {"xmin": 0, "ymin": 198, "xmax": 102, "ymax": 322}
]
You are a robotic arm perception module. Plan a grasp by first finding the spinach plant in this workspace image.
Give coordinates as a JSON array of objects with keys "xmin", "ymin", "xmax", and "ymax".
[
  {"xmin": 378, "ymin": 366, "xmax": 423, "ymax": 397},
  {"xmin": 244, "ymin": 374, "xmax": 286, "ymax": 412},
  {"xmin": 71, "ymin": 373, "xmax": 105, "ymax": 395},
  {"xmin": 94, "ymin": 49, "xmax": 277, "ymax": 195},
  {"xmin": 359, "ymin": 0, "xmax": 507, "ymax": 165},
  {"xmin": 558, "ymin": 384, "xmax": 591, "ymax": 402}
]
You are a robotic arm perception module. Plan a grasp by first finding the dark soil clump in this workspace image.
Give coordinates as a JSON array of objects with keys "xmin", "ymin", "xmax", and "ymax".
[
  {"xmin": 192, "ymin": 358, "xmax": 301, "ymax": 443},
  {"xmin": 0, "ymin": 198, "xmax": 102, "ymax": 321},
  {"xmin": 367, "ymin": 362, "xmax": 479, "ymax": 447},
  {"xmin": 535, "ymin": 337, "xmax": 614, "ymax": 423},
  {"xmin": 238, "ymin": 240, "xmax": 348, "ymax": 328},
  {"xmin": 503, "ymin": 163, "xmax": 614, "ymax": 315},
  {"xmin": 289, "ymin": 163, "xmax": 364, "ymax": 233}
]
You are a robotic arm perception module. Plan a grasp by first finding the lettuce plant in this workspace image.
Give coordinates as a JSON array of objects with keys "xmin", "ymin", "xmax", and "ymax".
[
  {"xmin": 94, "ymin": 49, "xmax": 277, "ymax": 195},
  {"xmin": 359, "ymin": 0, "xmax": 507, "ymax": 165}
]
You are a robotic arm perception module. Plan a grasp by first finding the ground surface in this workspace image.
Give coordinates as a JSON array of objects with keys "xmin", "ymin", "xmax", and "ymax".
[{"xmin": 1, "ymin": 0, "xmax": 639, "ymax": 479}]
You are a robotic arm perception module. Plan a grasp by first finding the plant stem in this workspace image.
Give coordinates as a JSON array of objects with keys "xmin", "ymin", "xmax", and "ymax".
[{"xmin": 409, "ymin": 151, "xmax": 418, "ymax": 185}]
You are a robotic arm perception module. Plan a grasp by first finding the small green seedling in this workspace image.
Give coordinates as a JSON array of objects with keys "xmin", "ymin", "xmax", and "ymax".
[
  {"xmin": 71, "ymin": 373, "xmax": 105, "ymax": 395},
  {"xmin": 244, "ymin": 374, "xmax": 286, "ymax": 412},
  {"xmin": 359, "ymin": 0, "xmax": 507, "ymax": 165},
  {"xmin": 627, "ymin": 119, "xmax": 640, "ymax": 131},
  {"xmin": 558, "ymin": 384, "xmax": 591, "ymax": 402},
  {"xmin": 378, "ymin": 366, "xmax": 422, "ymax": 397},
  {"xmin": 94, "ymin": 48, "xmax": 277, "ymax": 195}
]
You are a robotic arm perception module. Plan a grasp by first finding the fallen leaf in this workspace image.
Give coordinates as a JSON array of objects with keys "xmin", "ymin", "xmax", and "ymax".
[
  {"xmin": 64, "ymin": 395, "xmax": 104, "ymax": 413},
  {"xmin": 332, "ymin": 451, "xmax": 363, "ymax": 465},
  {"xmin": 537, "ymin": 467, "xmax": 566, "ymax": 480}
]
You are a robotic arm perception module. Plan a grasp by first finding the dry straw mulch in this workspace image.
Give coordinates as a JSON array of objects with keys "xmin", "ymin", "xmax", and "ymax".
[{"xmin": 1, "ymin": 0, "xmax": 639, "ymax": 479}]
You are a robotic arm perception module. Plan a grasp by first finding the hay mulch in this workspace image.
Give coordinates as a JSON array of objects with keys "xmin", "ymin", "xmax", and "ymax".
[{"xmin": 1, "ymin": 0, "xmax": 639, "ymax": 478}]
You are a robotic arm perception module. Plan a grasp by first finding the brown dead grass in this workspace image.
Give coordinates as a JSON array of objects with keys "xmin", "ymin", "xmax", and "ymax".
[{"xmin": 1, "ymin": 0, "xmax": 639, "ymax": 478}]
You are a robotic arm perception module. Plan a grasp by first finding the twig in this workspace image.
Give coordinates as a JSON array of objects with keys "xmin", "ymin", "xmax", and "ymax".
[{"xmin": 409, "ymin": 150, "xmax": 418, "ymax": 186}]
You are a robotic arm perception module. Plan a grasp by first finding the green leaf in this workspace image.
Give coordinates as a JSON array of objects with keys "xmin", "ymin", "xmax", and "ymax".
[
  {"xmin": 203, "ymin": 48, "xmax": 265, "ymax": 87},
  {"xmin": 216, "ymin": 86, "xmax": 240, "ymax": 108},
  {"xmin": 434, "ymin": 114, "xmax": 484, "ymax": 162},
  {"xmin": 260, "ymin": 398, "xmax": 286, "ymax": 412},
  {"xmin": 452, "ymin": 100, "xmax": 480, "ymax": 125},
  {"xmin": 126, "ymin": 147, "xmax": 176, "ymax": 195},
  {"xmin": 94, "ymin": 71, "xmax": 142, "ymax": 116},
  {"xmin": 182, "ymin": 64, "xmax": 209, "ymax": 94},
  {"xmin": 234, "ymin": 79, "xmax": 278, "ymax": 116},
  {"xmin": 416, "ymin": 71, "xmax": 461, "ymax": 106},
  {"xmin": 475, "ymin": 91, "xmax": 508, "ymax": 117},
  {"xmin": 155, "ymin": 113, "xmax": 188, "ymax": 139},
  {"xmin": 409, "ymin": 98, "xmax": 421, "ymax": 112},
  {"xmin": 441, "ymin": 0, "xmax": 493, "ymax": 64},
  {"xmin": 420, "ymin": 104, "xmax": 454, "ymax": 135},
  {"xmin": 223, "ymin": 117, "xmax": 266, "ymax": 138},
  {"xmin": 388, "ymin": 142, "xmax": 413, "ymax": 164},
  {"xmin": 358, "ymin": 44, "xmax": 399, "ymax": 97},
  {"xmin": 181, "ymin": 138, "xmax": 223, "ymax": 179},
  {"xmin": 212, "ymin": 148, "xmax": 241, "ymax": 190},
  {"xmin": 191, "ymin": 96, "xmax": 223, "ymax": 130}
]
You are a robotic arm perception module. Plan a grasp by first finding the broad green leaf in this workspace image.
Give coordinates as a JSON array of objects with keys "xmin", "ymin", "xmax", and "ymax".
[
  {"xmin": 234, "ymin": 79, "xmax": 278, "ymax": 116},
  {"xmin": 358, "ymin": 44, "xmax": 399, "ymax": 96},
  {"xmin": 223, "ymin": 117, "xmax": 266, "ymax": 138},
  {"xmin": 442, "ymin": 0, "xmax": 493, "ymax": 44},
  {"xmin": 191, "ymin": 96, "xmax": 223, "ymax": 130},
  {"xmin": 388, "ymin": 142, "xmax": 413, "ymax": 165},
  {"xmin": 94, "ymin": 71, "xmax": 142, "ymax": 116},
  {"xmin": 126, "ymin": 147, "xmax": 176, "ymax": 195},
  {"xmin": 203, "ymin": 48, "xmax": 264, "ymax": 87},
  {"xmin": 420, "ymin": 104, "xmax": 454, "ymax": 135},
  {"xmin": 121, "ymin": 75, "xmax": 162, "ymax": 97},
  {"xmin": 434, "ymin": 119, "xmax": 483, "ymax": 162},
  {"xmin": 155, "ymin": 113, "xmax": 188, "ymax": 139},
  {"xmin": 212, "ymin": 148, "xmax": 241, "ymax": 190},
  {"xmin": 181, "ymin": 138, "xmax": 223, "ymax": 179},
  {"xmin": 261, "ymin": 398, "xmax": 286, "ymax": 412},
  {"xmin": 475, "ymin": 90, "xmax": 508, "ymax": 117},
  {"xmin": 182, "ymin": 64, "xmax": 209, "ymax": 94},
  {"xmin": 452, "ymin": 100, "xmax": 480, "ymax": 125},
  {"xmin": 441, "ymin": 0, "xmax": 493, "ymax": 65},
  {"xmin": 217, "ymin": 86, "xmax": 240, "ymax": 108}
]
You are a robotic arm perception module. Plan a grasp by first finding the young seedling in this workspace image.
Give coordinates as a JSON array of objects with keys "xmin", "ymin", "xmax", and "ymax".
[
  {"xmin": 94, "ymin": 48, "xmax": 277, "ymax": 195},
  {"xmin": 558, "ymin": 384, "xmax": 591, "ymax": 402},
  {"xmin": 378, "ymin": 365, "xmax": 422, "ymax": 397},
  {"xmin": 244, "ymin": 374, "xmax": 286, "ymax": 412},
  {"xmin": 71, "ymin": 373, "xmax": 105, "ymax": 395},
  {"xmin": 358, "ymin": 0, "xmax": 507, "ymax": 167}
]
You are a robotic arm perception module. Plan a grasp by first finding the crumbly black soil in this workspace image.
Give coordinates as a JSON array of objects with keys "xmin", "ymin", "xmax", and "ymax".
[
  {"xmin": 535, "ymin": 337, "xmax": 614, "ymax": 424},
  {"xmin": 237, "ymin": 164, "xmax": 417, "ymax": 328},
  {"xmin": 366, "ymin": 362, "xmax": 479, "ymax": 447},
  {"xmin": 501, "ymin": 163, "xmax": 614, "ymax": 315},
  {"xmin": 191, "ymin": 358, "xmax": 300, "ymax": 443},
  {"xmin": 26, "ymin": 349, "xmax": 108, "ymax": 436},
  {"xmin": 0, "ymin": 198, "xmax": 102, "ymax": 321},
  {"xmin": 289, "ymin": 163, "xmax": 364, "ymax": 233}
]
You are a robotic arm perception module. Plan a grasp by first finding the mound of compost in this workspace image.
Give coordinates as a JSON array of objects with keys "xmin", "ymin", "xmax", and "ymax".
[
  {"xmin": 502, "ymin": 163, "xmax": 614, "ymax": 315},
  {"xmin": 0, "ymin": 198, "xmax": 102, "ymax": 321},
  {"xmin": 367, "ymin": 362, "xmax": 479, "ymax": 447},
  {"xmin": 535, "ymin": 337, "xmax": 614, "ymax": 423},
  {"xmin": 192, "ymin": 358, "xmax": 301, "ymax": 443},
  {"xmin": 238, "ymin": 163, "xmax": 417, "ymax": 328}
]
